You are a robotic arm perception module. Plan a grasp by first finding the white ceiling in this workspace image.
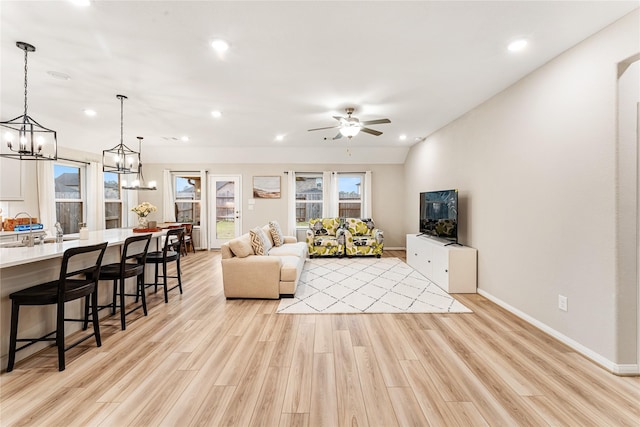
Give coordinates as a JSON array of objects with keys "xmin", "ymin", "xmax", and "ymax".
[{"xmin": 1, "ymin": 1, "xmax": 638, "ymax": 164}]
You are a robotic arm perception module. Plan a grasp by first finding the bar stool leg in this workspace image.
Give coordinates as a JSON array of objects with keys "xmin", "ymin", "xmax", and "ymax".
[
  {"xmin": 162, "ymin": 261, "xmax": 169, "ymax": 303},
  {"xmin": 57, "ymin": 300, "xmax": 66, "ymax": 371},
  {"xmin": 139, "ymin": 274, "xmax": 148, "ymax": 316},
  {"xmin": 91, "ymin": 290, "xmax": 102, "ymax": 347},
  {"xmin": 83, "ymin": 295, "xmax": 90, "ymax": 330},
  {"xmin": 155, "ymin": 263, "xmax": 159, "ymax": 293},
  {"xmin": 111, "ymin": 279, "xmax": 117, "ymax": 315},
  {"xmin": 119, "ymin": 277, "xmax": 126, "ymax": 330},
  {"xmin": 177, "ymin": 258, "xmax": 183, "ymax": 294},
  {"xmin": 7, "ymin": 302, "xmax": 20, "ymax": 372}
]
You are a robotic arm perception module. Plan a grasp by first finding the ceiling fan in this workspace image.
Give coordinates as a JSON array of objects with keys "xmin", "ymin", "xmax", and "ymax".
[{"xmin": 308, "ymin": 108, "xmax": 391, "ymax": 140}]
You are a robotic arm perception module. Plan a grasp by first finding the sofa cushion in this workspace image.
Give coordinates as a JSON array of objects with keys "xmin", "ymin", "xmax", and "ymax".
[
  {"xmin": 309, "ymin": 217, "xmax": 340, "ymax": 236},
  {"xmin": 228, "ymin": 233, "xmax": 254, "ymax": 258},
  {"xmin": 250, "ymin": 226, "xmax": 272, "ymax": 255},
  {"xmin": 345, "ymin": 218, "xmax": 374, "ymax": 236},
  {"xmin": 353, "ymin": 236, "xmax": 377, "ymax": 246},
  {"xmin": 269, "ymin": 221, "xmax": 284, "ymax": 247},
  {"xmin": 268, "ymin": 241, "xmax": 307, "ymax": 258},
  {"xmin": 279, "ymin": 256, "xmax": 300, "ymax": 282},
  {"xmin": 312, "ymin": 236, "xmax": 340, "ymax": 247},
  {"xmin": 262, "ymin": 224, "xmax": 275, "ymax": 247}
]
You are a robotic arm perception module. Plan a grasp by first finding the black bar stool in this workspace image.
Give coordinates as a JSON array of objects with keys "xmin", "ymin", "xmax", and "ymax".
[
  {"xmin": 7, "ymin": 242, "xmax": 108, "ymax": 372},
  {"xmin": 96, "ymin": 234, "xmax": 152, "ymax": 330},
  {"xmin": 144, "ymin": 227, "xmax": 184, "ymax": 303}
]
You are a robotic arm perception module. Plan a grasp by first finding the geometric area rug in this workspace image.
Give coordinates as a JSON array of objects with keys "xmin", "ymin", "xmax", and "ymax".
[{"xmin": 277, "ymin": 257, "xmax": 472, "ymax": 314}]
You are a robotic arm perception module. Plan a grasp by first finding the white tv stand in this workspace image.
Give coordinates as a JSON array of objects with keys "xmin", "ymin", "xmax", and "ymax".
[{"xmin": 406, "ymin": 234, "xmax": 477, "ymax": 293}]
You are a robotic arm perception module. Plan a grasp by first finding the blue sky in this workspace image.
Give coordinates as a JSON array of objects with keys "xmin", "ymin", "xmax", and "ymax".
[{"xmin": 339, "ymin": 176, "xmax": 361, "ymax": 193}]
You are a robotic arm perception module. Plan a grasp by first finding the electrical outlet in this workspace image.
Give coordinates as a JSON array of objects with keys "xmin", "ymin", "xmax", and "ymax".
[{"xmin": 558, "ymin": 295, "xmax": 568, "ymax": 311}]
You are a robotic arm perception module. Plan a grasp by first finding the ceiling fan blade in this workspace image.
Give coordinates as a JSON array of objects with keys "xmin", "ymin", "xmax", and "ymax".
[
  {"xmin": 332, "ymin": 132, "xmax": 343, "ymax": 140},
  {"xmin": 332, "ymin": 116, "xmax": 345, "ymax": 121},
  {"xmin": 361, "ymin": 118, "xmax": 391, "ymax": 126},
  {"xmin": 308, "ymin": 125, "xmax": 340, "ymax": 132},
  {"xmin": 361, "ymin": 127, "xmax": 383, "ymax": 136}
]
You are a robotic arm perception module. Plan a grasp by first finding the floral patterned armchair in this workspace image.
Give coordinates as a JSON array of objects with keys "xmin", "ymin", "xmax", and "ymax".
[
  {"xmin": 306, "ymin": 218, "xmax": 346, "ymax": 257},
  {"xmin": 343, "ymin": 218, "xmax": 384, "ymax": 257}
]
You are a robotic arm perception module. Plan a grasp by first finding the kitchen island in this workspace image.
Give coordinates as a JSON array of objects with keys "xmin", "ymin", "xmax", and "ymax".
[{"xmin": 0, "ymin": 228, "xmax": 167, "ymax": 370}]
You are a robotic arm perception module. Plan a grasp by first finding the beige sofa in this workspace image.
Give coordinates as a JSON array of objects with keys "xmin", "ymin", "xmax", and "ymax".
[{"xmin": 220, "ymin": 223, "xmax": 308, "ymax": 299}]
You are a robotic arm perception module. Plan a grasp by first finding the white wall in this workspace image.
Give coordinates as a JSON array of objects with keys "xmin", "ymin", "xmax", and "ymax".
[
  {"xmin": 143, "ymin": 163, "xmax": 406, "ymax": 248},
  {"xmin": 617, "ymin": 57, "xmax": 640, "ymax": 365},
  {"xmin": 404, "ymin": 10, "xmax": 639, "ymax": 370}
]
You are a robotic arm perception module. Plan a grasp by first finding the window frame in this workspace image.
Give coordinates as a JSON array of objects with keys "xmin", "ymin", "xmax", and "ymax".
[
  {"xmin": 295, "ymin": 173, "xmax": 324, "ymax": 228},
  {"xmin": 173, "ymin": 173, "xmax": 201, "ymax": 225},
  {"xmin": 54, "ymin": 162, "xmax": 86, "ymax": 234},
  {"xmin": 337, "ymin": 173, "xmax": 364, "ymax": 218},
  {"xmin": 103, "ymin": 171, "xmax": 122, "ymax": 229}
]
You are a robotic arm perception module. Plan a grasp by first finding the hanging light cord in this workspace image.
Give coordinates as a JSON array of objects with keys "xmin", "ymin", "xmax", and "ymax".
[
  {"xmin": 120, "ymin": 96, "xmax": 124, "ymax": 145},
  {"xmin": 23, "ymin": 46, "xmax": 28, "ymax": 118}
]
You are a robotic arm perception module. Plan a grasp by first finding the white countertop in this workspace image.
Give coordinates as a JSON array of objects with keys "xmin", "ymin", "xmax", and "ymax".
[
  {"xmin": 0, "ymin": 229, "xmax": 47, "ymax": 237},
  {"xmin": 0, "ymin": 228, "xmax": 165, "ymax": 269}
]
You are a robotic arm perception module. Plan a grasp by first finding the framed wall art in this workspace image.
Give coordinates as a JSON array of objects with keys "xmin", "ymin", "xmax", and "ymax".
[{"xmin": 253, "ymin": 176, "xmax": 281, "ymax": 199}]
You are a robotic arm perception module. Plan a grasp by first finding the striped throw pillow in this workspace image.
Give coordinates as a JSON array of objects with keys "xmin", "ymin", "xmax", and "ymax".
[{"xmin": 249, "ymin": 226, "xmax": 272, "ymax": 255}]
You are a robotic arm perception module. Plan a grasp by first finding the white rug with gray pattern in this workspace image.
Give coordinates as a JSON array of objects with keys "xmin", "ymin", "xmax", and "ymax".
[{"xmin": 277, "ymin": 257, "xmax": 472, "ymax": 314}]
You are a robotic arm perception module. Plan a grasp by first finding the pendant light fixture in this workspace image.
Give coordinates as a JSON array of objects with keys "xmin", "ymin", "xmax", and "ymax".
[
  {"xmin": 1, "ymin": 42, "xmax": 57, "ymax": 161},
  {"xmin": 102, "ymin": 95, "xmax": 140, "ymax": 174},
  {"xmin": 122, "ymin": 137, "xmax": 156, "ymax": 191}
]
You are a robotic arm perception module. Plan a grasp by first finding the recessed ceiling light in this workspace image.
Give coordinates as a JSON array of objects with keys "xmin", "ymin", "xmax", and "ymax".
[
  {"xmin": 211, "ymin": 110, "xmax": 222, "ymax": 118},
  {"xmin": 399, "ymin": 134, "xmax": 407, "ymax": 141},
  {"xmin": 84, "ymin": 109, "xmax": 96, "ymax": 117},
  {"xmin": 47, "ymin": 70, "xmax": 71, "ymax": 80},
  {"xmin": 275, "ymin": 134, "xmax": 284, "ymax": 142},
  {"xmin": 508, "ymin": 38, "xmax": 528, "ymax": 52},
  {"xmin": 211, "ymin": 39, "xmax": 230, "ymax": 53},
  {"xmin": 181, "ymin": 136, "xmax": 189, "ymax": 142}
]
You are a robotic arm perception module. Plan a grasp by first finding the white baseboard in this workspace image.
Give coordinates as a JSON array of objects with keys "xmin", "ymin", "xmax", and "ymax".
[{"xmin": 477, "ymin": 289, "xmax": 639, "ymax": 376}]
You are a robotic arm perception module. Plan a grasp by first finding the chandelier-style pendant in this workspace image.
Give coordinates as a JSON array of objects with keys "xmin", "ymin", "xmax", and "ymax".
[
  {"xmin": 1, "ymin": 42, "xmax": 58, "ymax": 161},
  {"xmin": 122, "ymin": 137, "xmax": 156, "ymax": 191},
  {"xmin": 102, "ymin": 95, "xmax": 140, "ymax": 174}
]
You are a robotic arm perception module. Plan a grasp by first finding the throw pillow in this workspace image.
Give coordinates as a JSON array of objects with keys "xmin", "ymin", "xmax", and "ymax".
[
  {"xmin": 249, "ymin": 226, "xmax": 272, "ymax": 255},
  {"xmin": 228, "ymin": 234, "xmax": 254, "ymax": 258},
  {"xmin": 269, "ymin": 221, "xmax": 284, "ymax": 247}
]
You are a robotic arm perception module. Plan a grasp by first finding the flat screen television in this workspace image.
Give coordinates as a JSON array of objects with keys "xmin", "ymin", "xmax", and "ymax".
[{"xmin": 419, "ymin": 189, "xmax": 458, "ymax": 243}]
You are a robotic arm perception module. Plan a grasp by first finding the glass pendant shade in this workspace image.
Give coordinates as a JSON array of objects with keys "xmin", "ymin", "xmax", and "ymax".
[
  {"xmin": 102, "ymin": 95, "xmax": 140, "ymax": 174},
  {"xmin": 339, "ymin": 124, "xmax": 361, "ymax": 138},
  {"xmin": 1, "ymin": 42, "xmax": 57, "ymax": 161}
]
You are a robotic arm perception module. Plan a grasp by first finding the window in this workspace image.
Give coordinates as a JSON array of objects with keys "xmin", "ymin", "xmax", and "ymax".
[
  {"xmin": 54, "ymin": 164, "xmax": 84, "ymax": 234},
  {"xmin": 175, "ymin": 175, "xmax": 201, "ymax": 225},
  {"xmin": 104, "ymin": 172, "xmax": 121, "ymax": 229},
  {"xmin": 338, "ymin": 174, "xmax": 363, "ymax": 218},
  {"xmin": 295, "ymin": 174, "xmax": 323, "ymax": 227}
]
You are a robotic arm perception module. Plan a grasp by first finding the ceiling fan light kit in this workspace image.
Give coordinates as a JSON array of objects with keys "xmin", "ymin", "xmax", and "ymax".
[
  {"xmin": 1, "ymin": 42, "xmax": 58, "ymax": 161},
  {"xmin": 308, "ymin": 107, "xmax": 390, "ymax": 140}
]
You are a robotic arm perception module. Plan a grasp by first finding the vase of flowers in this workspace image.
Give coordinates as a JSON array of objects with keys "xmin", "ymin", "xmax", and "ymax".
[{"xmin": 132, "ymin": 202, "xmax": 157, "ymax": 229}]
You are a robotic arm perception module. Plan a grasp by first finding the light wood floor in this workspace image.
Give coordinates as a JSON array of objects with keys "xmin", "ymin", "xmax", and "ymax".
[{"xmin": 1, "ymin": 250, "xmax": 638, "ymax": 426}]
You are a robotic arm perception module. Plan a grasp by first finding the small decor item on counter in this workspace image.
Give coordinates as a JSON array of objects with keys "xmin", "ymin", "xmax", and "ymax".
[
  {"xmin": 55, "ymin": 222, "xmax": 64, "ymax": 243},
  {"xmin": 79, "ymin": 223, "xmax": 89, "ymax": 240},
  {"xmin": 132, "ymin": 202, "xmax": 157, "ymax": 229}
]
